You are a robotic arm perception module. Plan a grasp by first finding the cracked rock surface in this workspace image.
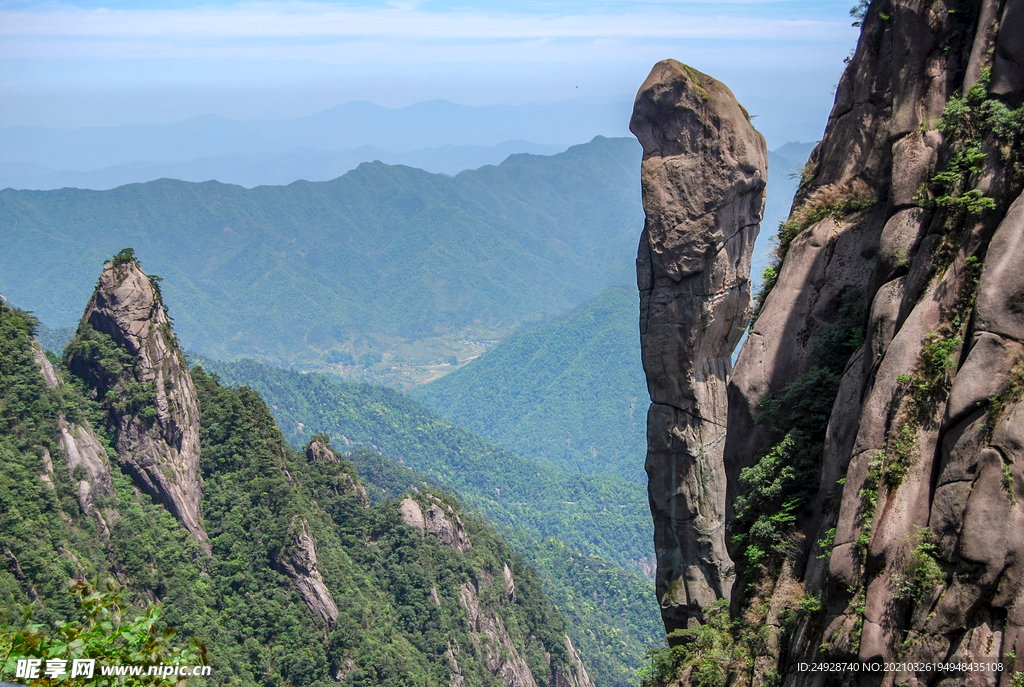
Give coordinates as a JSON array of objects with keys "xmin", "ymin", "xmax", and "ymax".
[
  {"xmin": 67, "ymin": 259, "xmax": 209, "ymax": 552},
  {"xmin": 630, "ymin": 59, "xmax": 766, "ymax": 632}
]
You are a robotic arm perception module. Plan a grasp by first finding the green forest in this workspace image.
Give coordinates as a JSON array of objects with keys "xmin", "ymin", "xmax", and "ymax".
[
  {"xmin": 0, "ymin": 301, "xmax": 595, "ymax": 686},
  {"xmin": 0, "ymin": 283, "xmax": 663, "ymax": 686},
  {"xmin": 197, "ymin": 357, "xmax": 654, "ymax": 569},
  {"xmin": 0, "ymin": 137, "xmax": 642, "ymax": 371},
  {"xmin": 413, "ymin": 285, "xmax": 649, "ymax": 483}
]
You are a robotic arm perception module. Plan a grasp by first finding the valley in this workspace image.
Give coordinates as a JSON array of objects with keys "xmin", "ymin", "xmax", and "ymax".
[
  {"xmin": 0, "ymin": 131, "xmax": 821, "ymax": 685},
  {"xmin": 17, "ymin": 0, "xmax": 1017, "ymax": 685}
]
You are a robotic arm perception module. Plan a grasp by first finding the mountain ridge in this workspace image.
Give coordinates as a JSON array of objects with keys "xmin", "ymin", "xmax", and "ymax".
[
  {"xmin": 412, "ymin": 285, "xmax": 648, "ymax": 484},
  {"xmin": 0, "ymin": 136, "xmax": 643, "ymax": 377},
  {"xmin": 0, "ymin": 99, "xmax": 632, "ymax": 171}
]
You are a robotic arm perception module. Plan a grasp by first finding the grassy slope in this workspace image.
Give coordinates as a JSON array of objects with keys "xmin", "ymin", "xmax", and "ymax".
[{"xmin": 412, "ymin": 285, "xmax": 649, "ymax": 483}]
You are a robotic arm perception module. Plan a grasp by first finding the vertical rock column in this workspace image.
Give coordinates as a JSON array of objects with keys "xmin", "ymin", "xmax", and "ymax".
[
  {"xmin": 630, "ymin": 60, "xmax": 766, "ymax": 632},
  {"xmin": 68, "ymin": 257, "xmax": 210, "ymax": 554}
]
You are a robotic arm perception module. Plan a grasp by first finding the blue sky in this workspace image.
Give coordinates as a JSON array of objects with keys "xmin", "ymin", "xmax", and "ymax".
[{"xmin": 0, "ymin": 0, "xmax": 861, "ymax": 139}]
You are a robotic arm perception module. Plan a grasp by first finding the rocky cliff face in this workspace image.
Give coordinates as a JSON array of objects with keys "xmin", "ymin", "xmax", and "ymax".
[
  {"xmin": 630, "ymin": 59, "xmax": 767, "ymax": 633},
  {"xmin": 33, "ymin": 343, "xmax": 116, "ymax": 536},
  {"xmin": 65, "ymin": 253, "xmax": 209, "ymax": 552},
  {"xmin": 639, "ymin": 0, "xmax": 1024, "ymax": 683},
  {"xmin": 272, "ymin": 516, "xmax": 340, "ymax": 627},
  {"xmin": 399, "ymin": 491, "xmax": 594, "ymax": 687}
]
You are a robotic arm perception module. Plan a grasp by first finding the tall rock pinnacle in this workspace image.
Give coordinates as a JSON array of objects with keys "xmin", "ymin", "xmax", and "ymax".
[
  {"xmin": 67, "ymin": 251, "xmax": 209, "ymax": 553},
  {"xmin": 630, "ymin": 60, "xmax": 766, "ymax": 632}
]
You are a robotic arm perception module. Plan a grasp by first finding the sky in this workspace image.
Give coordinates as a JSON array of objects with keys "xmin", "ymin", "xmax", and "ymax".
[{"xmin": 0, "ymin": 0, "xmax": 861, "ymax": 141}]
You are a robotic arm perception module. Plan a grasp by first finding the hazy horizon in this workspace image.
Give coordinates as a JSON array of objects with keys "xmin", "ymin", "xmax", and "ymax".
[{"xmin": 3, "ymin": 0, "xmax": 859, "ymax": 146}]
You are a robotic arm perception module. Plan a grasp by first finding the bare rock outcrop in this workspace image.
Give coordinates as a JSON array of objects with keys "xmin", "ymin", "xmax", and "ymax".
[
  {"xmin": 66, "ymin": 254, "xmax": 209, "ymax": 552},
  {"xmin": 57, "ymin": 419, "xmax": 116, "ymax": 536},
  {"xmin": 682, "ymin": 0, "xmax": 1024, "ymax": 682},
  {"xmin": 630, "ymin": 59, "xmax": 767, "ymax": 632},
  {"xmin": 272, "ymin": 517, "xmax": 340, "ymax": 628},
  {"xmin": 306, "ymin": 438, "xmax": 370, "ymax": 507},
  {"xmin": 458, "ymin": 581, "xmax": 538, "ymax": 687},
  {"xmin": 400, "ymin": 495, "xmax": 471, "ymax": 553},
  {"xmin": 552, "ymin": 636, "xmax": 594, "ymax": 687},
  {"xmin": 33, "ymin": 341, "xmax": 116, "ymax": 535}
]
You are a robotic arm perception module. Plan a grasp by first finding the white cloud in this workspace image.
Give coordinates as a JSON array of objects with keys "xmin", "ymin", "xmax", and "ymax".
[{"xmin": 0, "ymin": 2, "xmax": 851, "ymax": 47}]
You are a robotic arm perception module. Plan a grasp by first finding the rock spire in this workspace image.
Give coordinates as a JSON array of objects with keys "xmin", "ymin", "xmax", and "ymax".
[
  {"xmin": 630, "ymin": 59, "xmax": 766, "ymax": 632},
  {"xmin": 67, "ymin": 252, "xmax": 209, "ymax": 553}
]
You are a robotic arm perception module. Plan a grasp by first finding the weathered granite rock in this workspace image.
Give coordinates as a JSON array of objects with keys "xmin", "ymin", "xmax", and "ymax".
[
  {"xmin": 32, "ymin": 343, "xmax": 61, "ymax": 389},
  {"xmin": 458, "ymin": 581, "xmax": 538, "ymax": 687},
  {"xmin": 552, "ymin": 636, "xmax": 595, "ymax": 687},
  {"xmin": 689, "ymin": 0, "xmax": 1024, "ymax": 682},
  {"xmin": 67, "ymin": 257, "xmax": 209, "ymax": 552},
  {"xmin": 502, "ymin": 562, "xmax": 516, "ymax": 601},
  {"xmin": 272, "ymin": 517, "xmax": 340, "ymax": 628},
  {"xmin": 630, "ymin": 59, "xmax": 766, "ymax": 631},
  {"xmin": 991, "ymin": 0, "xmax": 1024, "ymax": 102},
  {"xmin": 399, "ymin": 497, "xmax": 426, "ymax": 532},
  {"xmin": 400, "ymin": 495, "xmax": 471, "ymax": 553},
  {"xmin": 33, "ymin": 341, "xmax": 116, "ymax": 536},
  {"xmin": 57, "ymin": 419, "xmax": 116, "ymax": 537}
]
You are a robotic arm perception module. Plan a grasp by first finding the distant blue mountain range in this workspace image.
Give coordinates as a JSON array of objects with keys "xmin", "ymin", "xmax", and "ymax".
[{"xmin": 0, "ymin": 99, "xmax": 634, "ymax": 188}]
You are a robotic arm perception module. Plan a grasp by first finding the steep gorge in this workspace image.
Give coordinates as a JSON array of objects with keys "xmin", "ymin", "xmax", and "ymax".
[{"xmin": 637, "ymin": 0, "xmax": 1024, "ymax": 683}]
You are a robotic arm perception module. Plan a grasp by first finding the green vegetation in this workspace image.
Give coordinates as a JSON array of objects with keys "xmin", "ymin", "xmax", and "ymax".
[
  {"xmin": 638, "ymin": 600, "xmax": 736, "ymax": 687},
  {"xmin": 849, "ymin": 0, "xmax": 869, "ymax": 26},
  {"xmin": 643, "ymin": 285, "xmax": 866, "ymax": 687},
  {"xmin": 885, "ymin": 425, "xmax": 915, "ymax": 487},
  {"xmin": 679, "ymin": 64, "xmax": 709, "ymax": 102},
  {"xmin": 199, "ymin": 357, "xmax": 653, "ymax": 571},
  {"xmin": 1, "ymin": 580, "xmax": 206, "ymax": 686},
  {"xmin": 892, "ymin": 528, "xmax": 944, "ymax": 603},
  {"xmin": 64, "ymin": 324, "xmax": 160, "ymax": 428},
  {"xmin": 34, "ymin": 321, "xmax": 74, "ymax": 355},
  {"xmin": 1, "ymin": 299, "xmax": 611, "ymax": 686},
  {"xmin": 856, "ymin": 455, "xmax": 882, "ymax": 559},
  {"xmin": 110, "ymin": 248, "xmax": 138, "ymax": 268},
  {"xmin": 413, "ymin": 286, "xmax": 648, "ymax": 483},
  {"xmin": 733, "ymin": 285, "xmax": 865, "ymax": 574},
  {"xmin": 816, "ymin": 527, "xmax": 837, "ymax": 560},
  {"xmin": 852, "ymin": 69, "xmax": 1024, "ymax": 581},
  {"xmin": 984, "ymin": 361, "xmax": 1024, "ymax": 442},
  {"xmin": 326, "ymin": 447, "xmax": 659, "ymax": 687},
  {"xmin": 0, "ymin": 303, "xmax": 111, "ymax": 631},
  {"xmin": 0, "ymin": 137, "xmax": 642, "ymax": 371},
  {"xmin": 1004, "ymin": 464, "xmax": 1017, "ymax": 505},
  {"xmin": 198, "ymin": 357, "xmax": 662, "ymax": 686},
  {"xmin": 924, "ymin": 67, "xmax": 1024, "ymax": 271}
]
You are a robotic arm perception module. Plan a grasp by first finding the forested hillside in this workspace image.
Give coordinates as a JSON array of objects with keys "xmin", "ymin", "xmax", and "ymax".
[
  {"xmin": 197, "ymin": 357, "xmax": 653, "ymax": 570},
  {"xmin": 0, "ymin": 136, "xmax": 643, "ymax": 376},
  {"xmin": 413, "ymin": 286, "xmax": 648, "ymax": 483},
  {"xmin": 197, "ymin": 357, "xmax": 663, "ymax": 684},
  {"xmin": 340, "ymin": 446, "xmax": 661, "ymax": 687},
  {"xmin": 0, "ymin": 259, "xmax": 597, "ymax": 687}
]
